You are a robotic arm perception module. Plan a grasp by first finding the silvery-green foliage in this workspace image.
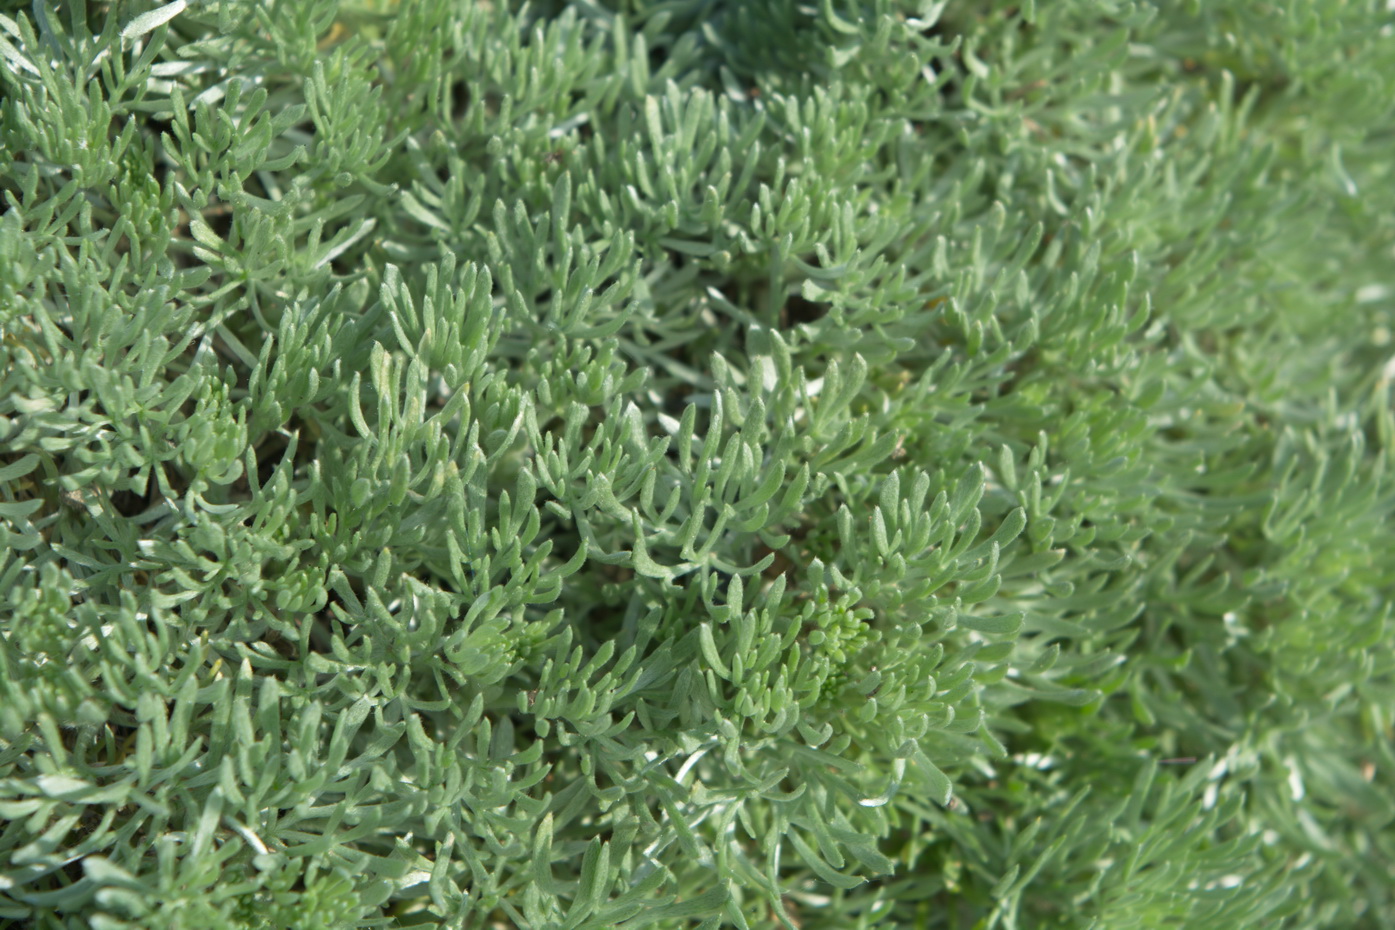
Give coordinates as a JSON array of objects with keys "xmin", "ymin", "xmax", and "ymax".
[{"xmin": 1, "ymin": 0, "xmax": 1393, "ymax": 927}]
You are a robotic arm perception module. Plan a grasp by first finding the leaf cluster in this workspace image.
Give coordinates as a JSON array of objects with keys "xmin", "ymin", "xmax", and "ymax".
[{"xmin": 1, "ymin": 0, "xmax": 1393, "ymax": 928}]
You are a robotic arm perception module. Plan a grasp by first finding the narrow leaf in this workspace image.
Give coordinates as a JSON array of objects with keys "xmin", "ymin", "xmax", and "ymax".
[{"xmin": 121, "ymin": 0, "xmax": 186, "ymax": 41}]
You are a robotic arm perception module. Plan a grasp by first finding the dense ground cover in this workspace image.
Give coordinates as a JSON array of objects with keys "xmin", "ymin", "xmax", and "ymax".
[{"xmin": 2, "ymin": 0, "xmax": 1393, "ymax": 927}]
